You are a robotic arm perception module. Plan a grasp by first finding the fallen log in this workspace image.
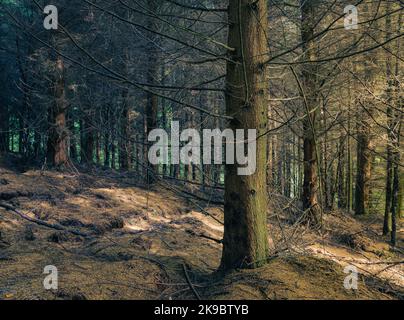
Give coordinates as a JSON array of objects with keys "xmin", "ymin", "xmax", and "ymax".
[{"xmin": 0, "ymin": 201, "xmax": 90, "ymax": 238}]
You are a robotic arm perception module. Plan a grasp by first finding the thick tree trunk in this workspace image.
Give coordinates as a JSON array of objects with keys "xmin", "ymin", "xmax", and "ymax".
[
  {"xmin": 47, "ymin": 57, "xmax": 69, "ymax": 168},
  {"xmin": 220, "ymin": 0, "xmax": 269, "ymax": 271}
]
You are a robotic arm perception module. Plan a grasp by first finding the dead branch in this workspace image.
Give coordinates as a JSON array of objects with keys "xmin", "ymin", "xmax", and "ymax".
[
  {"xmin": 198, "ymin": 233, "xmax": 223, "ymax": 244},
  {"xmin": 182, "ymin": 263, "xmax": 202, "ymax": 300},
  {"xmin": 0, "ymin": 201, "xmax": 90, "ymax": 237}
]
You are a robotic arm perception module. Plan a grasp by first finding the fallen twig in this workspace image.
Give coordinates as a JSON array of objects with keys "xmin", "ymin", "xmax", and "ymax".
[
  {"xmin": 198, "ymin": 233, "xmax": 223, "ymax": 244},
  {"xmin": 182, "ymin": 263, "xmax": 202, "ymax": 300},
  {"xmin": 0, "ymin": 201, "xmax": 90, "ymax": 238}
]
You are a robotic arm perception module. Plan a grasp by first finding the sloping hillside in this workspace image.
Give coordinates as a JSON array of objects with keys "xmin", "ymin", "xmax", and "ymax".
[{"xmin": 0, "ymin": 161, "xmax": 402, "ymax": 300}]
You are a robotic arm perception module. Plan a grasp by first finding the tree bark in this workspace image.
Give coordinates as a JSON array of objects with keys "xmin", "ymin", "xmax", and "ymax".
[
  {"xmin": 47, "ymin": 56, "xmax": 69, "ymax": 168},
  {"xmin": 144, "ymin": 0, "xmax": 159, "ymax": 182},
  {"xmin": 0, "ymin": 106, "xmax": 8, "ymax": 153},
  {"xmin": 383, "ymin": 1, "xmax": 394, "ymax": 235},
  {"xmin": 355, "ymin": 122, "xmax": 372, "ymax": 215},
  {"xmin": 80, "ymin": 115, "xmax": 94, "ymax": 165},
  {"xmin": 220, "ymin": 0, "xmax": 269, "ymax": 271},
  {"xmin": 120, "ymin": 86, "xmax": 132, "ymax": 170},
  {"xmin": 354, "ymin": 2, "xmax": 378, "ymax": 216},
  {"xmin": 337, "ymin": 134, "xmax": 346, "ymax": 209},
  {"xmin": 300, "ymin": 0, "xmax": 321, "ymax": 226}
]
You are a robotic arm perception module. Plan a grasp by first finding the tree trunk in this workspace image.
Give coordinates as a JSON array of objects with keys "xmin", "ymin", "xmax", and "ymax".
[
  {"xmin": 383, "ymin": 1, "xmax": 394, "ymax": 235},
  {"xmin": 80, "ymin": 115, "xmax": 94, "ymax": 165},
  {"xmin": 144, "ymin": 0, "xmax": 159, "ymax": 182},
  {"xmin": 103, "ymin": 104, "xmax": 111, "ymax": 167},
  {"xmin": 390, "ymin": 149, "xmax": 400, "ymax": 247},
  {"xmin": 300, "ymin": 0, "xmax": 320, "ymax": 226},
  {"xmin": 346, "ymin": 102, "xmax": 353, "ymax": 212},
  {"xmin": 390, "ymin": 10, "xmax": 402, "ymax": 245},
  {"xmin": 355, "ymin": 123, "xmax": 372, "ymax": 215},
  {"xmin": 284, "ymin": 141, "xmax": 291, "ymax": 198},
  {"xmin": 47, "ymin": 57, "xmax": 69, "ymax": 168},
  {"xmin": 0, "ymin": 106, "xmax": 8, "ymax": 153},
  {"xmin": 337, "ymin": 134, "xmax": 346, "ymax": 209},
  {"xmin": 120, "ymin": 87, "xmax": 132, "ymax": 170},
  {"xmin": 355, "ymin": 2, "xmax": 378, "ymax": 216},
  {"xmin": 220, "ymin": 0, "xmax": 269, "ymax": 271}
]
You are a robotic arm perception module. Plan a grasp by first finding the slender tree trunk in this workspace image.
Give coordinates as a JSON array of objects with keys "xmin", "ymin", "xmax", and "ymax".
[
  {"xmin": 120, "ymin": 86, "xmax": 131, "ymax": 170},
  {"xmin": 33, "ymin": 130, "xmax": 41, "ymax": 159},
  {"xmin": 95, "ymin": 132, "xmax": 101, "ymax": 165},
  {"xmin": 284, "ymin": 141, "xmax": 291, "ymax": 198},
  {"xmin": 355, "ymin": 3, "xmax": 378, "ymax": 216},
  {"xmin": 346, "ymin": 102, "xmax": 353, "ymax": 212},
  {"xmin": 0, "ymin": 106, "xmax": 8, "ymax": 153},
  {"xmin": 384, "ymin": 137, "xmax": 393, "ymax": 233},
  {"xmin": 383, "ymin": 2, "xmax": 394, "ymax": 235},
  {"xmin": 161, "ymin": 70, "xmax": 168, "ymax": 178},
  {"xmin": 111, "ymin": 128, "xmax": 117, "ymax": 169},
  {"xmin": 391, "ymin": 148, "xmax": 400, "ymax": 247},
  {"xmin": 47, "ymin": 56, "xmax": 69, "ymax": 168},
  {"xmin": 355, "ymin": 121, "xmax": 372, "ymax": 215},
  {"xmin": 277, "ymin": 142, "xmax": 283, "ymax": 193},
  {"xmin": 266, "ymin": 109, "xmax": 273, "ymax": 188},
  {"xmin": 271, "ymin": 136, "xmax": 277, "ymax": 189},
  {"xmin": 68, "ymin": 109, "xmax": 78, "ymax": 162},
  {"xmin": 104, "ymin": 130, "xmax": 110, "ymax": 167},
  {"xmin": 300, "ymin": 0, "xmax": 321, "ymax": 226},
  {"xmin": 221, "ymin": 0, "xmax": 269, "ymax": 271},
  {"xmin": 390, "ymin": 10, "xmax": 402, "ymax": 245},
  {"xmin": 104, "ymin": 106, "xmax": 111, "ymax": 168},
  {"xmin": 144, "ymin": 0, "xmax": 159, "ymax": 182},
  {"xmin": 16, "ymin": 37, "xmax": 30, "ymax": 158},
  {"xmin": 337, "ymin": 134, "xmax": 346, "ymax": 208},
  {"xmin": 80, "ymin": 114, "xmax": 94, "ymax": 166}
]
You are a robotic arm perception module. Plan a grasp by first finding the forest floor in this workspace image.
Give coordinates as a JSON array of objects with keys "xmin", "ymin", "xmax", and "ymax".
[{"xmin": 0, "ymin": 154, "xmax": 403, "ymax": 300}]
